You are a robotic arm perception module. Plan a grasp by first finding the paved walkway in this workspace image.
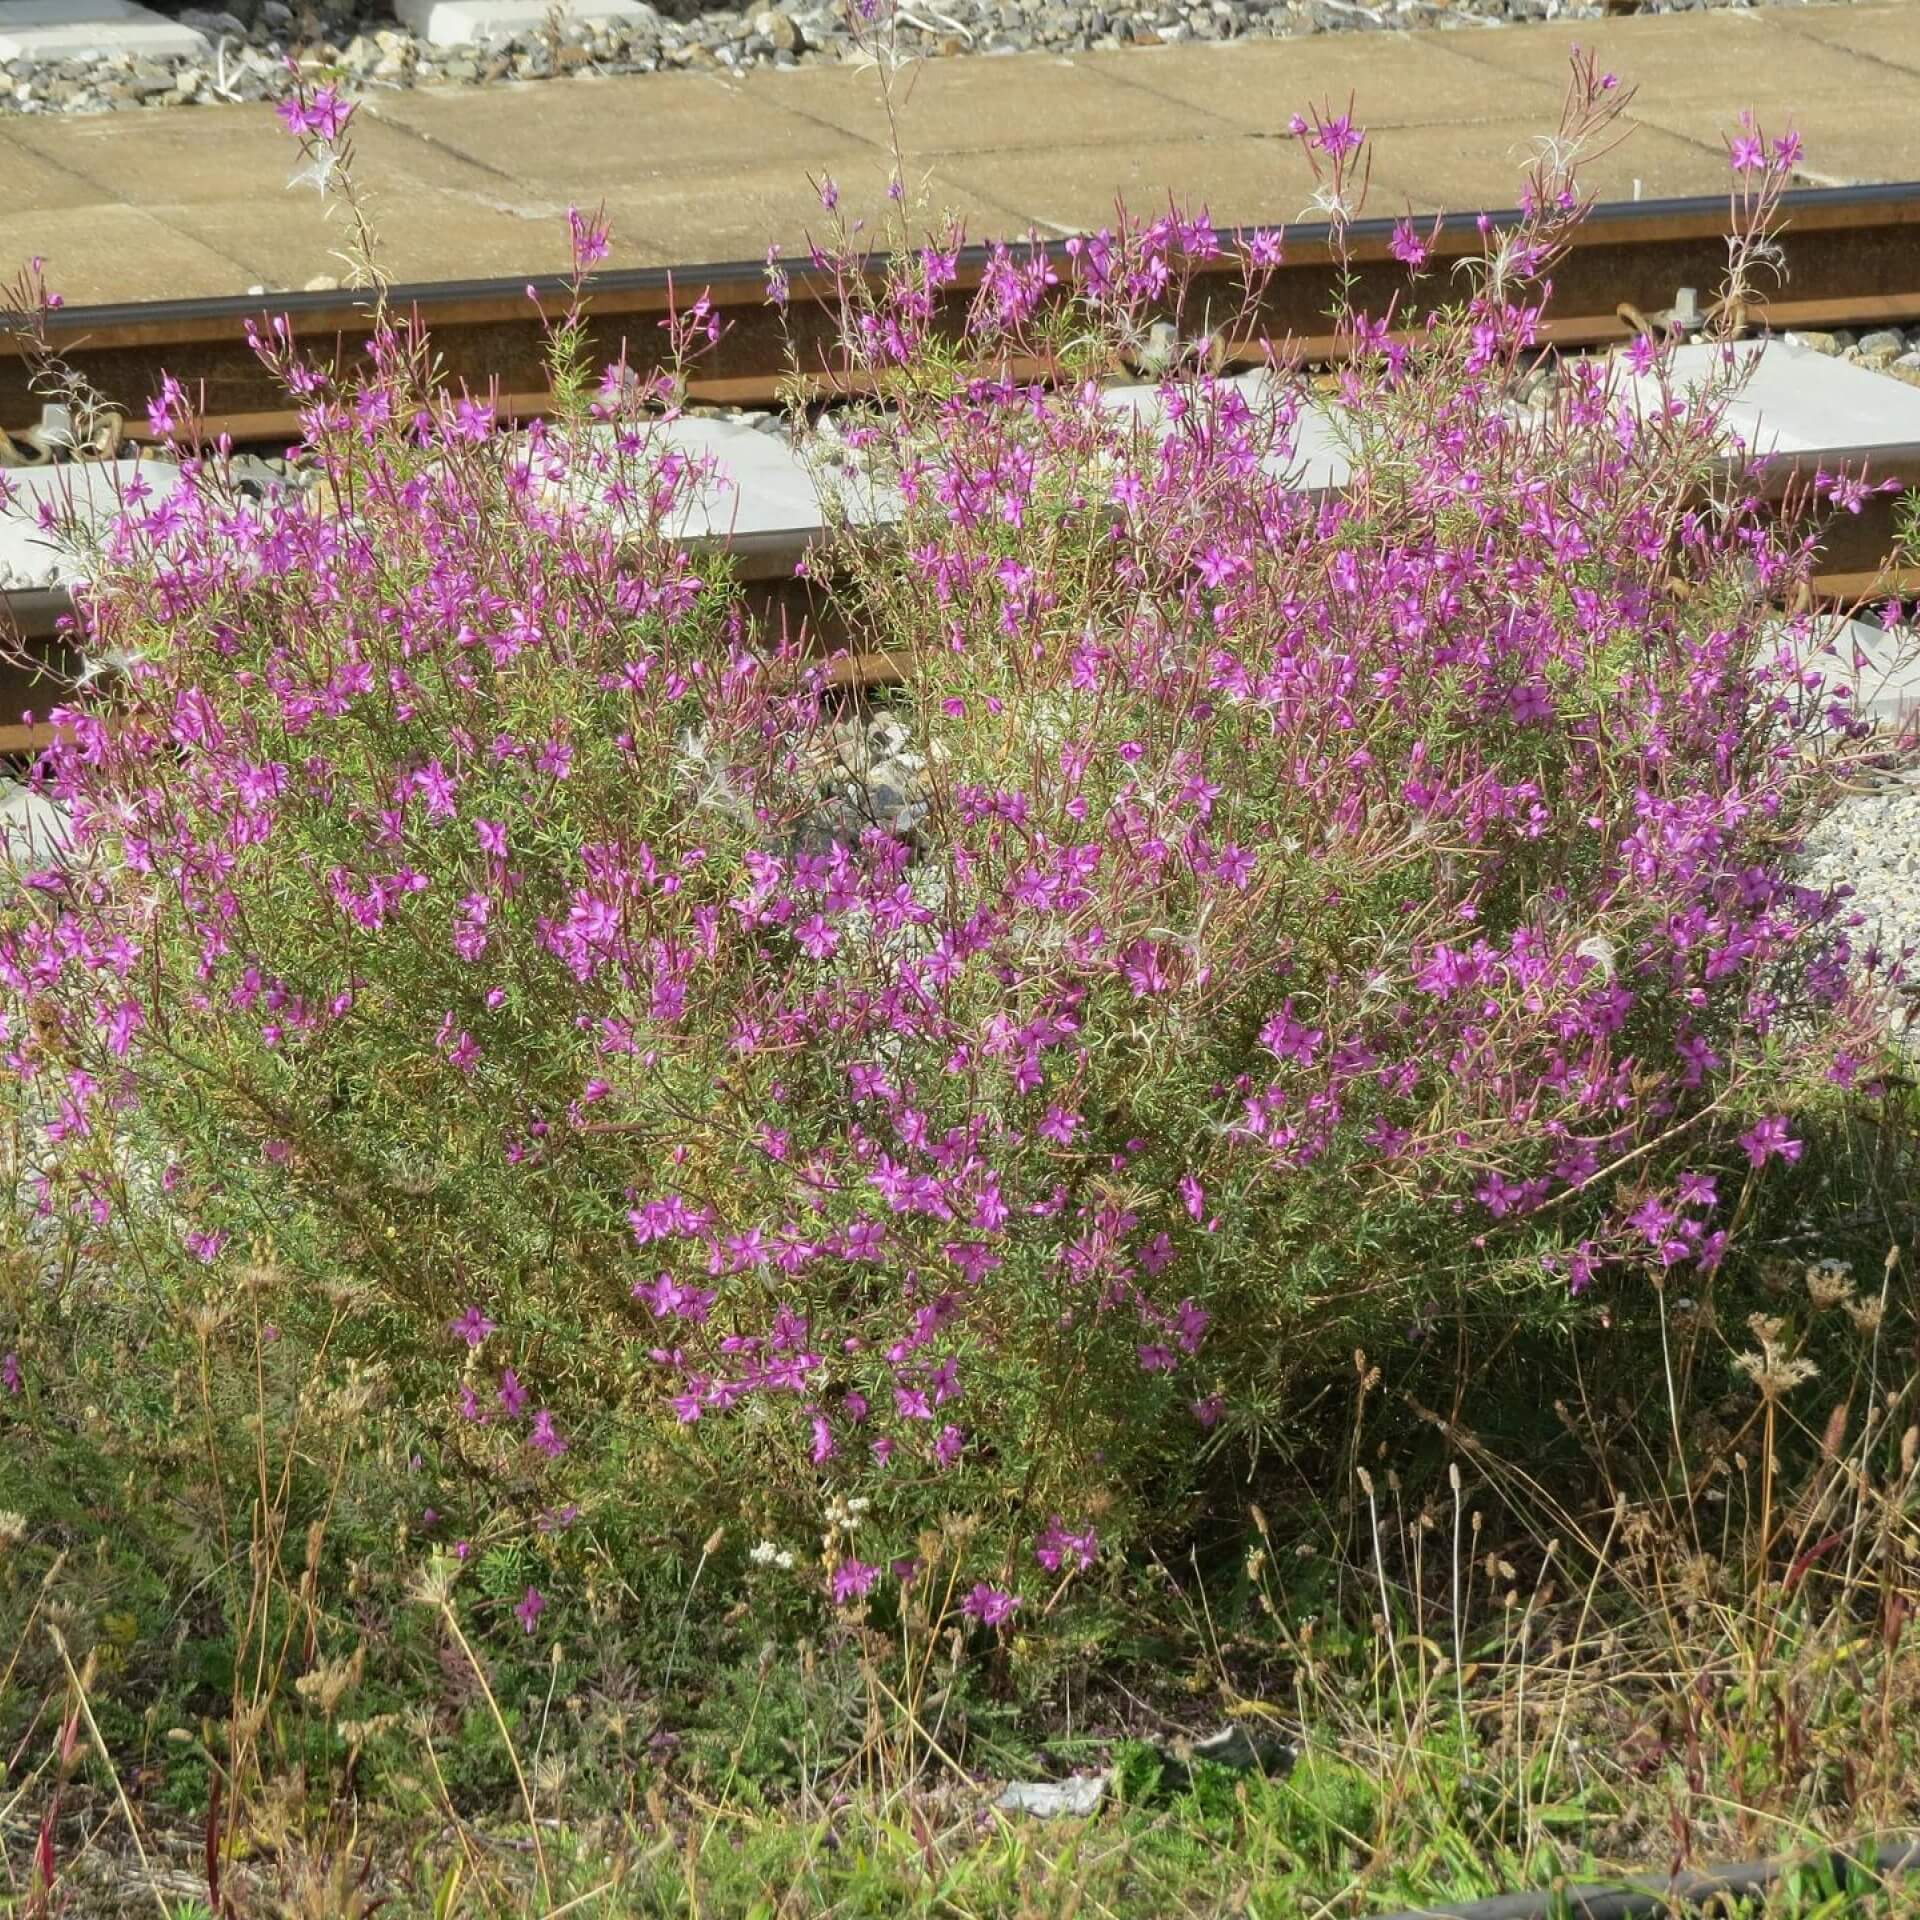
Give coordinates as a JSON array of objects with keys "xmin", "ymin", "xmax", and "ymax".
[{"xmin": 1, "ymin": 2, "xmax": 1917, "ymax": 302}]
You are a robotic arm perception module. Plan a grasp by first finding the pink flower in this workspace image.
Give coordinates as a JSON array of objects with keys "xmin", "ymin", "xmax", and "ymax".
[
  {"xmin": 515, "ymin": 1586, "xmax": 546, "ymax": 1633},
  {"xmin": 498, "ymin": 1368, "xmax": 529, "ymax": 1417},
  {"xmin": 1034, "ymin": 1519, "xmax": 1098, "ymax": 1574},
  {"xmin": 831, "ymin": 1560, "xmax": 878, "ymax": 1605},
  {"xmin": 449, "ymin": 1305, "xmax": 495, "ymax": 1348},
  {"xmin": 963, "ymin": 1583, "xmax": 1018, "ymax": 1627},
  {"xmin": 796, "ymin": 914, "xmax": 839, "ymax": 960},
  {"xmin": 276, "ymin": 85, "xmax": 352, "ymax": 142},
  {"xmin": 1739, "ymin": 1115, "xmax": 1802, "ymax": 1168},
  {"xmin": 452, "ymin": 395, "xmax": 494, "ymax": 443},
  {"xmin": 568, "ymin": 203, "xmax": 612, "ymax": 271}
]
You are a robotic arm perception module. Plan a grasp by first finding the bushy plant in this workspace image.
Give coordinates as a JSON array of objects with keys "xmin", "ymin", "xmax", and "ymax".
[{"xmin": 0, "ymin": 66, "xmax": 1903, "ymax": 1655}]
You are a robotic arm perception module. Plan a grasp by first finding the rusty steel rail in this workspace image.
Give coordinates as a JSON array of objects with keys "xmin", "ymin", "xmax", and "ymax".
[
  {"xmin": 3, "ymin": 181, "xmax": 1919, "ymax": 443},
  {"xmin": 3, "ymin": 181, "xmax": 1918, "ymax": 754}
]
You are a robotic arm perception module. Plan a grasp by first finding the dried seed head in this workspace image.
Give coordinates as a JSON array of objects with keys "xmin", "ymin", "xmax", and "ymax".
[
  {"xmin": 1847, "ymin": 1296, "xmax": 1886, "ymax": 1336},
  {"xmin": 1805, "ymin": 1259, "xmax": 1855, "ymax": 1310},
  {"xmin": 1735, "ymin": 1313, "xmax": 1818, "ymax": 1401}
]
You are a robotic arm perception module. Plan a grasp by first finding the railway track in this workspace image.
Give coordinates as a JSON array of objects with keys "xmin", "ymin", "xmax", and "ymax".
[
  {"xmin": 3, "ymin": 180, "xmax": 1919, "ymax": 752},
  {"xmin": 5, "ymin": 182, "xmax": 1919, "ymax": 445}
]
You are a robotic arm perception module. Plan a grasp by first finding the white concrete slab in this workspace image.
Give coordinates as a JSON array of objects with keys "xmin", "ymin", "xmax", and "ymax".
[
  {"xmin": 527, "ymin": 416, "xmax": 897, "ymax": 576},
  {"xmin": 543, "ymin": 383, "xmax": 1349, "ymax": 575},
  {"xmin": 1625, "ymin": 338, "xmax": 1920, "ymax": 477},
  {"xmin": 1812, "ymin": 616, "xmax": 1920, "ymax": 728},
  {"xmin": 0, "ymin": 782, "xmax": 71, "ymax": 864},
  {"xmin": 389, "ymin": 0, "xmax": 654, "ymax": 46},
  {"xmin": 0, "ymin": 459, "xmax": 183, "ymax": 593},
  {"xmin": 1101, "ymin": 370, "xmax": 1352, "ymax": 493},
  {"xmin": 0, "ymin": 0, "xmax": 207, "ymax": 59}
]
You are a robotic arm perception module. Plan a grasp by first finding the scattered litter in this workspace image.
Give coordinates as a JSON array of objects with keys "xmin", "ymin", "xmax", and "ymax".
[{"xmin": 994, "ymin": 1772, "xmax": 1111, "ymax": 1818}]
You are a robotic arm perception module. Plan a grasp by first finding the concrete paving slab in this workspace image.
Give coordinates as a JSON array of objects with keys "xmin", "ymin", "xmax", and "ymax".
[
  {"xmin": 939, "ymin": 136, "xmax": 1317, "ymax": 235},
  {"xmin": 1076, "ymin": 35, "xmax": 1567, "ymax": 133},
  {"xmin": 936, "ymin": 113, "xmax": 1741, "ymax": 233},
  {"xmin": 5, "ymin": 101, "xmax": 522, "ymax": 206},
  {"xmin": 1360, "ymin": 116, "xmax": 1738, "ymax": 213},
  {"xmin": 0, "ymin": 458, "xmax": 182, "ymax": 592},
  {"xmin": 1747, "ymin": 118, "xmax": 1920, "ymax": 192},
  {"xmin": 0, "ymin": 129, "xmax": 111, "ymax": 215},
  {"xmin": 365, "ymin": 71, "xmax": 874, "ymax": 192},
  {"xmin": 1441, "ymin": 8, "xmax": 1903, "ymax": 124},
  {"xmin": 0, "ymin": 0, "xmax": 206, "ymax": 59},
  {"xmin": 5, "ymin": 6, "xmax": 1918, "ymax": 309},
  {"xmin": 583, "ymin": 160, "xmax": 1034, "ymax": 265},
  {"xmin": 1748, "ymin": 2, "xmax": 1920, "ymax": 81},
  {"xmin": 757, "ymin": 50, "xmax": 1233, "ymax": 154},
  {"xmin": 0, "ymin": 203, "xmax": 253, "ymax": 303},
  {"xmin": 139, "ymin": 189, "xmax": 594, "ymax": 287},
  {"xmin": 392, "ymin": 0, "xmax": 653, "ymax": 47}
]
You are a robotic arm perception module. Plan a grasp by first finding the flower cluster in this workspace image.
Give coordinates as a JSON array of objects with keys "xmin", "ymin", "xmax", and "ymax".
[{"xmin": 0, "ymin": 75, "xmax": 1896, "ymax": 1639}]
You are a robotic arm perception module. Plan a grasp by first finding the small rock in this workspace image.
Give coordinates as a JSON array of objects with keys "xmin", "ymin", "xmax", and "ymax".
[
  {"xmin": 752, "ymin": 6, "xmax": 803, "ymax": 48},
  {"xmin": 1165, "ymin": 1723, "xmax": 1297, "ymax": 1776},
  {"xmin": 1789, "ymin": 331, "xmax": 1839, "ymax": 356},
  {"xmin": 1859, "ymin": 329, "xmax": 1907, "ymax": 358},
  {"xmin": 303, "ymin": 273, "xmax": 340, "ymax": 291}
]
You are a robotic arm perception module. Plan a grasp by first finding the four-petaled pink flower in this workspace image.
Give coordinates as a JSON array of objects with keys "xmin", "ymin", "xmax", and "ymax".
[
  {"xmin": 1035, "ymin": 1519, "xmax": 1098, "ymax": 1574},
  {"xmin": 276, "ymin": 84, "xmax": 353, "ymax": 142},
  {"xmin": 831, "ymin": 1560, "xmax": 878, "ymax": 1605},
  {"xmin": 568, "ymin": 204, "xmax": 612, "ymax": 272},
  {"xmin": 449, "ymin": 1305, "xmax": 495, "ymax": 1348},
  {"xmin": 1740, "ymin": 1115, "xmax": 1802, "ymax": 1168},
  {"xmin": 452, "ymin": 395, "xmax": 494, "ymax": 443},
  {"xmin": 515, "ymin": 1586, "xmax": 546, "ymax": 1634},
  {"xmin": 963, "ymin": 1583, "xmax": 1019, "ymax": 1627}
]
